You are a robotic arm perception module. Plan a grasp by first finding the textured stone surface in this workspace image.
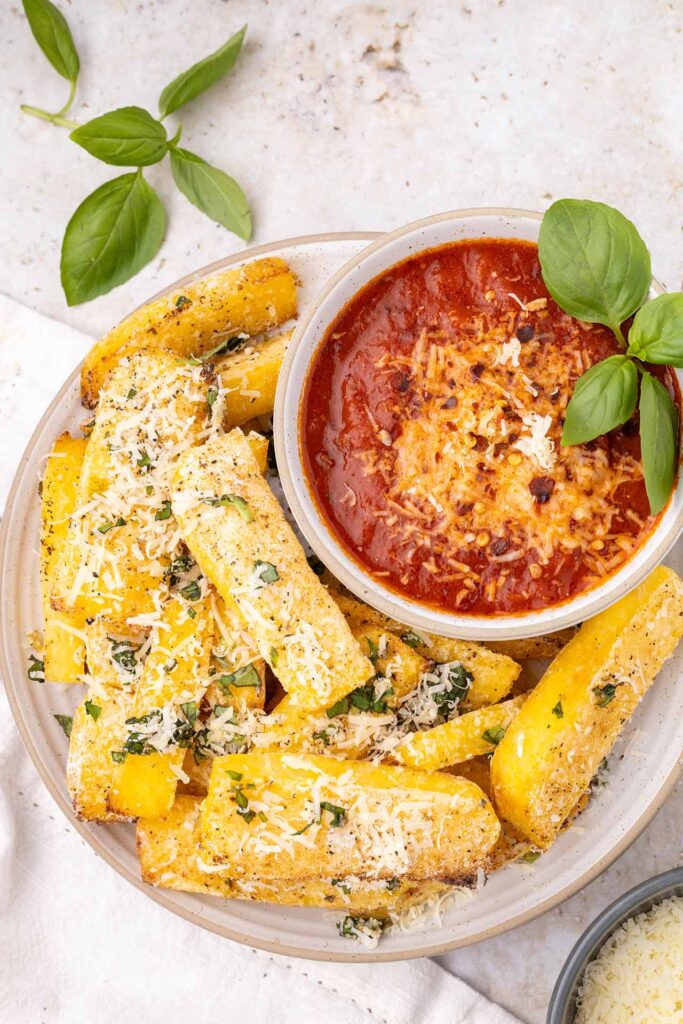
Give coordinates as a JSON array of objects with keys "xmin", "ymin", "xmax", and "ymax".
[{"xmin": 1, "ymin": 2, "xmax": 681, "ymax": 1021}]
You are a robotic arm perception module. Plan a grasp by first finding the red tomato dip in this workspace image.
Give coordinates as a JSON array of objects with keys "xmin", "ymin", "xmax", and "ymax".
[{"xmin": 300, "ymin": 239, "xmax": 677, "ymax": 615}]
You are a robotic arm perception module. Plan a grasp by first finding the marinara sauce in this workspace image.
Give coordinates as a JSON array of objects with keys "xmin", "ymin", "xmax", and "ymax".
[{"xmin": 301, "ymin": 240, "xmax": 678, "ymax": 615}]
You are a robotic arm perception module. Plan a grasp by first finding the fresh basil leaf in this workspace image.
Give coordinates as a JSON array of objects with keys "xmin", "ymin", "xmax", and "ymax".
[
  {"xmin": 639, "ymin": 371, "xmax": 679, "ymax": 515},
  {"xmin": 562, "ymin": 355, "xmax": 638, "ymax": 446},
  {"xmin": 23, "ymin": 0, "xmax": 80, "ymax": 84},
  {"xmin": 158, "ymin": 24, "xmax": 246, "ymax": 119},
  {"xmin": 60, "ymin": 171, "xmax": 166, "ymax": 305},
  {"xmin": 627, "ymin": 293, "xmax": 683, "ymax": 367},
  {"xmin": 170, "ymin": 148, "xmax": 251, "ymax": 240},
  {"xmin": 70, "ymin": 106, "xmax": 168, "ymax": 167},
  {"xmin": 539, "ymin": 199, "xmax": 651, "ymax": 337}
]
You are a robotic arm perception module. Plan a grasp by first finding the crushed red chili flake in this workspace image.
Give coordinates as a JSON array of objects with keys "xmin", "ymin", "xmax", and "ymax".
[{"xmin": 529, "ymin": 477, "xmax": 555, "ymax": 503}]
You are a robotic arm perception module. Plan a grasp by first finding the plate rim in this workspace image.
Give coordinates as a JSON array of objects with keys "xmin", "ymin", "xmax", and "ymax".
[{"xmin": 1, "ymin": 230, "xmax": 680, "ymax": 963}]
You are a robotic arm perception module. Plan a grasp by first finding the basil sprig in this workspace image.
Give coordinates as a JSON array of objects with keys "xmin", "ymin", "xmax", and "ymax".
[
  {"xmin": 539, "ymin": 199, "xmax": 682, "ymax": 515},
  {"xmin": 21, "ymin": 4, "xmax": 251, "ymax": 304}
]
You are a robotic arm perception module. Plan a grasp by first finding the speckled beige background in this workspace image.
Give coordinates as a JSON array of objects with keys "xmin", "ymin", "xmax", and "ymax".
[{"xmin": 1, "ymin": 1, "xmax": 682, "ymax": 1021}]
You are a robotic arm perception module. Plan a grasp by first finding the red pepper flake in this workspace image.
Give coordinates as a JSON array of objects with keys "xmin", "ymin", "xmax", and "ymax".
[
  {"xmin": 516, "ymin": 324, "xmax": 534, "ymax": 342},
  {"xmin": 529, "ymin": 477, "xmax": 555, "ymax": 504}
]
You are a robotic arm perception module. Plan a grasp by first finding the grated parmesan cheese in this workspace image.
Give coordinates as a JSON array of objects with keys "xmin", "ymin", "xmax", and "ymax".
[{"xmin": 575, "ymin": 896, "xmax": 683, "ymax": 1024}]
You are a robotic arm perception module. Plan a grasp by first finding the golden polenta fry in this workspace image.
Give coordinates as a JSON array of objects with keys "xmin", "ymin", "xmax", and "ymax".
[
  {"xmin": 172, "ymin": 430, "xmax": 373, "ymax": 710},
  {"xmin": 67, "ymin": 695, "xmax": 133, "ymax": 822},
  {"xmin": 137, "ymin": 795, "xmax": 453, "ymax": 914},
  {"xmin": 107, "ymin": 596, "xmax": 213, "ymax": 819},
  {"xmin": 491, "ymin": 566, "xmax": 683, "ymax": 848},
  {"xmin": 394, "ymin": 696, "xmax": 527, "ymax": 771},
  {"xmin": 81, "ymin": 257, "xmax": 297, "ymax": 407},
  {"xmin": 40, "ymin": 435, "xmax": 88, "ymax": 683},
  {"xmin": 199, "ymin": 752, "xmax": 500, "ymax": 884},
  {"xmin": 328, "ymin": 587, "xmax": 520, "ymax": 709},
  {"xmin": 220, "ymin": 331, "xmax": 292, "ymax": 428}
]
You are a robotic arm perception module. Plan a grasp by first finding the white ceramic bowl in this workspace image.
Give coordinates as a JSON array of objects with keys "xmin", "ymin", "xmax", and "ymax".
[{"xmin": 275, "ymin": 208, "xmax": 683, "ymax": 641}]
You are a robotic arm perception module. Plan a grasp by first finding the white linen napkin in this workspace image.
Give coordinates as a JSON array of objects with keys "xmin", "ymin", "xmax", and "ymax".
[{"xmin": 0, "ymin": 293, "xmax": 522, "ymax": 1024}]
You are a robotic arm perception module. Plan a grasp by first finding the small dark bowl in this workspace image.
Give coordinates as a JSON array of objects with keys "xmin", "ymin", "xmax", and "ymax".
[{"xmin": 546, "ymin": 866, "xmax": 683, "ymax": 1023}]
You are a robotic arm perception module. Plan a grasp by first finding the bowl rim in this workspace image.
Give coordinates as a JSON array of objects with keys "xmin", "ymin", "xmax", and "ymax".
[
  {"xmin": 546, "ymin": 865, "xmax": 683, "ymax": 1023},
  {"xmin": 274, "ymin": 206, "xmax": 683, "ymax": 641},
  {"xmin": 2, "ymin": 229, "xmax": 681, "ymax": 964}
]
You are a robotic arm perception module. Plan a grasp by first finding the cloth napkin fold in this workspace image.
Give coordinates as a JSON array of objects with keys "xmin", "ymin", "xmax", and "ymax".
[{"xmin": 0, "ymin": 292, "xmax": 522, "ymax": 1024}]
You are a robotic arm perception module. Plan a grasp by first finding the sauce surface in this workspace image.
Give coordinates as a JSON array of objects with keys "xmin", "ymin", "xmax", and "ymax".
[{"xmin": 301, "ymin": 239, "xmax": 676, "ymax": 616}]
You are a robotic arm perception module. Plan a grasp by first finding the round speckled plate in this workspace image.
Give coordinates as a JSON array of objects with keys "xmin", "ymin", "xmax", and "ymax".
[{"xmin": 1, "ymin": 232, "xmax": 682, "ymax": 962}]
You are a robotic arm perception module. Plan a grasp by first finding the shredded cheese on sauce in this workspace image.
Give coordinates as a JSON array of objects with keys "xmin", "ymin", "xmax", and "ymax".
[{"xmin": 359, "ymin": 309, "xmax": 650, "ymax": 609}]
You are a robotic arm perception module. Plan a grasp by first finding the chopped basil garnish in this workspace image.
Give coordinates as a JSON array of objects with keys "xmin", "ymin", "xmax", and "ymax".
[
  {"xmin": 206, "ymin": 387, "xmax": 218, "ymax": 408},
  {"xmin": 180, "ymin": 701, "xmax": 198, "ymax": 725},
  {"xmin": 337, "ymin": 915, "xmax": 384, "ymax": 942},
  {"xmin": 253, "ymin": 560, "xmax": 279, "ymax": 586},
  {"xmin": 155, "ymin": 500, "xmax": 172, "ymax": 521},
  {"xmin": 331, "ymin": 878, "xmax": 351, "ymax": 894},
  {"xmin": 218, "ymin": 662, "xmax": 260, "ymax": 691},
  {"xmin": 203, "ymin": 493, "xmax": 253, "ymax": 523},
  {"xmin": 225, "ymin": 769, "xmax": 243, "ymax": 781},
  {"xmin": 189, "ymin": 335, "xmax": 247, "ymax": 364},
  {"xmin": 175, "ymin": 294, "xmax": 191, "ymax": 310},
  {"xmin": 28, "ymin": 654, "xmax": 45, "ymax": 682},
  {"xmin": 594, "ymin": 683, "xmax": 620, "ymax": 707},
  {"xmin": 312, "ymin": 728, "xmax": 332, "ymax": 746},
  {"xmin": 521, "ymin": 850, "xmax": 541, "ymax": 864},
  {"xmin": 433, "ymin": 663, "xmax": 473, "ymax": 717},
  {"xmin": 326, "ymin": 696, "xmax": 349, "ymax": 718},
  {"xmin": 97, "ymin": 517, "xmax": 125, "ymax": 534},
  {"xmin": 233, "ymin": 785, "xmax": 255, "ymax": 822},
  {"xmin": 84, "ymin": 698, "xmax": 101, "ymax": 720},
  {"xmin": 54, "ymin": 713, "xmax": 73, "ymax": 738},
  {"xmin": 551, "ymin": 700, "xmax": 564, "ymax": 719},
  {"xmin": 111, "ymin": 750, "xmax": 127, "ymax": 764},
  {"xmin": 320, "ymin": 801, "xmax": 346, "ymax": 827},
  {"xmin": 187, "ymin": 607, "xmax": 197, "ymax": 619},
  {"xmin": 326, "ymin": 679, "xmax": 393, "ymax": 718},
  {"xmin": 180, "ymin": 580, "xmax": 201, "ymax": 602},
  {"xmin": 164, "ymin": 658, "xmax": 177, "ymax": 673},
  {"xmin": 400, "ymin": 631, "xmax": 422, "ymax": 648},
  {"xmin": 482, "ymin": 725, "xmax": 505, "ymax": 746},
  {"xmin": 385, "ymin": 878, "xmax": 401, "ymax": 892},
  {"xmin": 126, "ymin": 386, "xmax": 137, "ymax": 400},
  {"xmin": 270, "ymin": 646, "xmax": 279, "ymax": 667},
  {"xmin": 164, "ymin": 554, "xmax": 194, "ymax": 585},
  {"xmin": 366, "ymin": 636, "xmax": 379, "ymax": 663},
  {"xmin": 136, "ymin": 450, "xmax": 152, "ymax": 471},
  {"xmin": 110, "ymin": 639, "xmax": 140, "ymax": 674}
]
